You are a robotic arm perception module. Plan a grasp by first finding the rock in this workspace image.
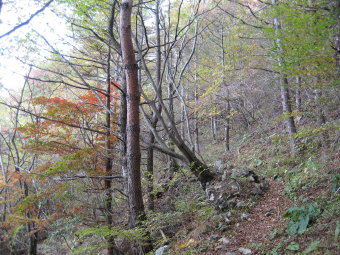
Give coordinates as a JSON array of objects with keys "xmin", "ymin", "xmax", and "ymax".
[
  {"xmin": 154, "ymin": 245, "xmax": 170, "ymax": 255},
  {"xmin": 236, "ymin": 201, "xmax": 246, "ymax": 208},
  {"xmin": 209, "ymin": 234, "xmax": 220, "ymax": 241},
  {"xmin": 238, "ymin": 247, "xmax": 252, "ymax": 254},
  {"xmin": 250, "ymin": 186, "xmax": 263, "ymax": 196},
  {"xmin": 206, "ymin": 188, "xmax": 217, "ymax": 201},
  {"xmin": 215, "ymin": 160, "xmax": 224, "ymax": 168},
  {"xmin": 216, "ymin": 245, "xmax": 228, "ymax": 250},
  {"xmin": 216, "ymin": 197, "xmax": 237, "ymax": 211},
  {"xmin": 259, "ymin": 180, "xmax": 269, "ymax": 191},
  {"xmin": 221, "ymin": 170, "xmax": 231, "ymax": 181},
  {"xmin": 225, "ymin": 252, "xmax": 238, "ymax": 255},
  {"xmin": 232, "ymin": 167, "xmax": 259, "ymax": 182},
  {"xmin": 219, "ymin": 225, "xmax": 229, "ymax": 232},
  {"xmin": 236, "ymin": 223, "xmax": 240, "ymax": 227},
  {"xmin": 264, "ymin": 210, "xmax": 273, "ymax": 217},
  {"xmin": 224, "ymin": 217, "xmax": 232, "ymax": 224},
  {"xmin": 218, "ymin": 237, "xmax": 231, "ymax": 245},
  {"xmin": 232, "ymin": 166, "xmax": 250, "ymax": 177},
  {"xmin": 240, "ymin": 213, "xmax": 250, "ymax": 221},
  {"xmin": 226, "ymin": 211, "xmax": 232, "ymax": 217},
  {"xmin": 215, "ymin": 160, "xmax": 232, "ymax": 172}
]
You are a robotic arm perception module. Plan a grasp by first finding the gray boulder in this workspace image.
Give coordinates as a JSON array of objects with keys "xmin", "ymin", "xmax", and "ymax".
[
  {"xmin": 239, "ymin": 247, "xmax": 252, "ymax": 254},
  {"xmin": 154, "ymin": 245, "xmax": 170, "ymax": 255}
]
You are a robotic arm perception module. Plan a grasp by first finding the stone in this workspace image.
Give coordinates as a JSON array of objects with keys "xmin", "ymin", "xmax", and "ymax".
[
  {"xmin": 154, "ymin": 245, "xmax": 170, "ymax": 255},
  {"xmin": 250, "ymin": 186, "xmax": 263, "ymax": 196},
  {"xmin": 216, "ymin": 245, "xmax": 228, "ymax": 250},
  {"xmin": 264, "ymin": 211, "xmax": 272, "ymax": 217},
  {"xmin": 221, "ymin": 171, "xmax": 231, "ymax": 181},
  {"xmin": 232, "ymin": 166, "xmax": 251, "ymax": 177},
  {"xmin": 216, "ymin": 198, "xmax": 237, "ymax": 211},
  {"xmin": 218, "ymin": 237, "xmax": 231, "ymax": 245},
  {"xmin": 206, "ymin": 188, "xmax": 216, "ymax": 201},
  {"xmin": 238, "ymin": 247, "xmax": 252, "ymax": 254},
  {"xmin": 224, "ymin": 217, "xmax": 232, "ymax": 224},
  {"xmin": 225, "ymin": 252, "xmax": 238, "ymax": 255},
  {"xmin": 240, "ymin": 213, "xmax": 250, "ymax": 221},
  {"xmin": 226, "ymin": 211, "xmax": 232, "ymax": 217},
  {"xmin": 214, "ymin": 160, "xmax": 232, "ymax": 172},
  {"xmin": 209, "ymin": 234, "xmax": 220, "ymax": 241},
  {"xmin": 214, "ymin": 160, "xmax": 224, "ymax": 169},
  {"xmin": 236, "ymin": 201, "xmax": 246, "ymax": 208},
  {"xmin": 219, "ymin": 225, "xmax": 229, "ymax": 232},
  {"xmin": 259, "ymin": 181, "xmax": 269, "ymax": 191}
]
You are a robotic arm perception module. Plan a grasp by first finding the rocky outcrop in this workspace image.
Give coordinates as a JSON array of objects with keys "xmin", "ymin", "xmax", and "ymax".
[
  {"xmin": 206, "ymin": 165, "xmax": 269, "ymax": 212},
  {"xmin": 154, "ymin": 245, "xmax": 170, "ymax": 255}
]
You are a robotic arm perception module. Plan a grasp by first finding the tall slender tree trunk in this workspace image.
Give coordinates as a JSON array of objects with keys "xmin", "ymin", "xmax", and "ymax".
[
  {"xmin": 225, "ymin": 100, "xmax": 231, "ymax": 152},
  {"xmin": 146, "ymin": 0, "xmax": 162, "ymax": 211},
  {"xmin": 194, "ymin": 86, "xmax": 200, "ymax": 153},
  {"xmin": 280, "ymin": 78, "xmax": 298, "ymax": 153},
  {"xmin": 211, "ymin": 117, "xmax": 217, "ymax": 141},
  {"xmin": 120, "ymin": 1, "xmax": 153, "ymax": 253},
  {"xmin": 23, "ymin": 182, "xmax": 38, "ymax": 255},
  {"xmin": 272, "ymin": 0, "xmax": 299, "ymax": 154},
  {"xmin": 221, "ymin": 25, "xmax": 230, "ymax": 152},
  {"xmin": 167, "ymin": 81, "xmax": 179, "ymax": 173},
  {"xmin": 193, "ymin": 57, "xmax": 200, "ymax": 153},
  {"xmin": 105, "ymin": 51, "xmax": 121, "ymax": 255},
  {"xmin": 119, "ymin": 73, "xmax": 127, "ymax": 194},
  {"xmin": 314, "ymin": 88, "xmax": 329, "ymax": 149},
  {"xmin": 295, "ymin": 77, "xmax": 302, "ymax": 123},
  {"xmin": 334, "ymin": 0, "xmax": 340, "ymax": 68}
]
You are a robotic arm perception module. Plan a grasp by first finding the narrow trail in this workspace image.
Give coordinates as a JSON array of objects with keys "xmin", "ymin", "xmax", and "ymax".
[{"xmin": 211, "ymin": 180, "xmax": 292, "ymax": 254}]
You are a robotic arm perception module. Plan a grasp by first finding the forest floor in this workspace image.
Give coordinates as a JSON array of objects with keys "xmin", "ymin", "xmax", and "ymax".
[
  {"xmin": 160, "ymin": 139, "xmax": 340, "ymax": 255},
  {"xmin": 210, "ymin": 180, "xmax": 292, "ymax": 254}
]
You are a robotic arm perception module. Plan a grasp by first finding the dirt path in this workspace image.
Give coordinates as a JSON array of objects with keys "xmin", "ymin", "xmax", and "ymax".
[{"xmin": 211, "ymin": 180, "xmax": 292, "ymax": 254}]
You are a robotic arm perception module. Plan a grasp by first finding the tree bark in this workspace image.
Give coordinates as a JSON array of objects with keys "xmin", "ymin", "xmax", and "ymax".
[
  {"xmin": 314, "ymin": 88, "xmax": 329, "ymax": 149},
  {"xmin": 146, "ymin": 0, "xmax": 162, "ymax": 212},
  {"xmin": 105, "ymin": 51, "xmax": 121, "ymax": 255},
  {"xmin": 272, "ymin": 0, "xmax": 299, "ymax": 154},
  {"xmin": 225, "ymin": 100, "xmax": 231, "ymax": 152},
  {"xmin": 295, "ymin": 77, "xmax": 302, "ymax": 123},
  {"xmin": 167, "ymin": 81, "xmax": 179, "ymax": 172},
  {"xmin": 120, "ymin": 1, "xmax": 153, "ymax": 253}
]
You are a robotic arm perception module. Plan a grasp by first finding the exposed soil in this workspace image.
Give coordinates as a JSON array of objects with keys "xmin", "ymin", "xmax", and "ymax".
[{"xmin": 208, "ymin": 180, "xmax": 293, "ymax": 254}]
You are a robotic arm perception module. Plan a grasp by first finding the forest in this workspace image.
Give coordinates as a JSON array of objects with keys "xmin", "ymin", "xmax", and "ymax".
[{"xmin": 0, "ymin": 0, "xmax": 339, "ymax": 254}]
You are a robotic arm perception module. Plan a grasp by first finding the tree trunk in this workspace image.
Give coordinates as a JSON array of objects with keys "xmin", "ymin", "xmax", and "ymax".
[
  {"xmin": 23, "ymin": 183, "xmax": 37, "ymax": 255},
  {"xmin": 334, "ymin": 0, "xmax": 340, "ymax": 68},
  {"xmin": 167, "ymin": 81, "xmax": 179, "ymax": 173},
  {"xmin": 120, "ymin": 1, "xmax": 153, "ymax": 253},
  {"xmin": 146, "ymin": 0, "xmax": 162, "ymax": 212},
  {"xmin": 194, "ymin": 82, "xmax": 200, "ymax": 154},
  {"xmin": 280, "ymin": 79, "xmax": 298, "ymax": 153},
  {"xmin": 272, "ymin": 0, "xmax": 299, "ymax": 154},
  {"xmin": 225, "ymin": 101, "xmax": 230, "ymax": 152},
  {"xmin": 211, "ymin": 117, "xmax": 216, "ymax": 141},
  {"xmin": 295, "ymin": 77, "xmax": 302, "ymax": 123},
  {"xmin": 105, "ymin": 52, "xmax": 121, "ymax": 255},
  {"xmin": 314, "ymin": 88, "xmax": 329, "ymax": 149}
]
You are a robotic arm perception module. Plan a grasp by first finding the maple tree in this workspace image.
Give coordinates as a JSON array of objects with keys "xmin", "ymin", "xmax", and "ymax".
[{"xmin": 0, "ymin": 81, "xmax": 124, "ymax": 254}]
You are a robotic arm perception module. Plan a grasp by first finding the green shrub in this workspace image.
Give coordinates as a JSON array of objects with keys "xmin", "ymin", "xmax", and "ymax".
[{"xmin": 283, "ymin": 203, "xmax": 321, "ymax": 235}]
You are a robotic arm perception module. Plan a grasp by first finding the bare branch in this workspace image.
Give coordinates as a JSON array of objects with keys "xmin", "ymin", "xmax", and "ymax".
[{"xmin": 0, "ymin": 0, "xmax": 54, "ymax": 39}]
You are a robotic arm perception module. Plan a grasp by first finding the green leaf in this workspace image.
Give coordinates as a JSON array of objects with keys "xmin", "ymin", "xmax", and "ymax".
[
  {"xmin": 303, "ymin": 240, "xmax": 320, "ymax": 254},
  {"xmin": 286, "ymin": 242, "xmax": 300, "ymax": 251}
]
